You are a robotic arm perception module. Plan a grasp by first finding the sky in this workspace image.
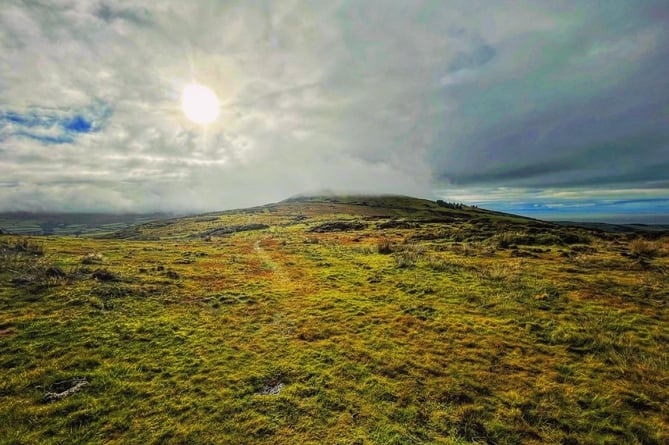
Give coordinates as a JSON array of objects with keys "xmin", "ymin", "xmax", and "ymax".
[{"xmin": 1, "ymin": 0, "xmax": 668, "ymax": 222}]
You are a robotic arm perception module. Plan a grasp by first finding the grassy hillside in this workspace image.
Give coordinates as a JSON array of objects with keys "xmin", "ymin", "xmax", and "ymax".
[
  {"xmin": 1, "ymin": 196, "xmax": 668, "ymax": 444},
  {"xmin": 103, "ymin": 195, "xmax": 545, "ymax": 241}
]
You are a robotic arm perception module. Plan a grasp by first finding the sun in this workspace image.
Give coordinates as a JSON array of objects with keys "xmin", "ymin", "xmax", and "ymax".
[{"xmin": 181, "ymin": 84, "xmax": 220, "ymax": 125}]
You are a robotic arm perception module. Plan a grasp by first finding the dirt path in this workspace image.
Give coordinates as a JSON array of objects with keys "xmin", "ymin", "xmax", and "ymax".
[
  {"xmin": 252, "ymin": 236, "xmax": 290, "ymax": 285},
  {"xmin": 252, "ymin": 236, "xmax": 295, "ymax": 339}
]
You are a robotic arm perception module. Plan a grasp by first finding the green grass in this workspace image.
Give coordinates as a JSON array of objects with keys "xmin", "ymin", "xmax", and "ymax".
[{"xmin": 1, "ymin": 197, "xmax": 668, "ymax": 444}]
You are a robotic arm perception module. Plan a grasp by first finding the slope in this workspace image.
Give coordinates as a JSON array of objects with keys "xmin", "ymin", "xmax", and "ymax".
[
  {"xmin": 104, "ymin": 195, "xmax": 554, "ymax": 241},
  {"xmin": 0, "ymin": 195, "xmax": 667, "ymax": 444}
]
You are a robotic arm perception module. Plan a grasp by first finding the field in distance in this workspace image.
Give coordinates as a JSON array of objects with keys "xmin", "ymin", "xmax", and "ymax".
[
  {"xmin": 1, "ymin": 195, "xmax": 667, "ymax": 444},
  {"xmin": 0, "ymin": 212, "xmax": 170, "ymax": 236}
]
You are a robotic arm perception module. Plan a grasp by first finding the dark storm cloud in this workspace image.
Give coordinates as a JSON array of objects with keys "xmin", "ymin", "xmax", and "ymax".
[{"xmin": 435, "ymin": 24, "xmax": 669, "ymax": 192}]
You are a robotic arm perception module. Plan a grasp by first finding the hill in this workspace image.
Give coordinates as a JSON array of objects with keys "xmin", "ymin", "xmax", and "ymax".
[
  {"xmin": 0, "ymin": 195, "xmax": 667, "ymax": 444},
  {"xmin": 104, "ymin": 195, "xmax": 554, "ymax": 241}
]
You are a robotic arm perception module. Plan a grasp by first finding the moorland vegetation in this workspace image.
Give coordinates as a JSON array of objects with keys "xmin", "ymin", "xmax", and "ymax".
[{"xmin": 1, "ymin": 196, "xmax": 667, "ymax": 444}]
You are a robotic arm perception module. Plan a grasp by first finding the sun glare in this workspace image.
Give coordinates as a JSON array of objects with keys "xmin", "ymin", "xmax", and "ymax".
[{"xmin": 181, "ymin": 84, "xmax": 220, "ymax": 125}]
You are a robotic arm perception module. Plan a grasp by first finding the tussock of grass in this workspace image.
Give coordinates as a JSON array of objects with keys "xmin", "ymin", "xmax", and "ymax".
[
  {"xmin": 629, "ymin": 238, "xmax": 659, "ymax": 259},
  {"xmin": 376, "ymin": 238, "xmax": 393, "ymax": 254},
  {"xmin": 81, "ymin": 253, "xmax": 104, "ymax": 265},
  {"xmin": 392, "ymin": 242, "xmax": 426, "ymax": 268}
]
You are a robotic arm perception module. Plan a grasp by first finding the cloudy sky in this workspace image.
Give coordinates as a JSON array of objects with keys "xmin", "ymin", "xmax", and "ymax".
[{"xmin": 1, "ymin": 1, "xmax": 668, "ymax": 222}]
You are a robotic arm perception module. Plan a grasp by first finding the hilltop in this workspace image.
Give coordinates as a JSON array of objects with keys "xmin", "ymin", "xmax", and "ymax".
[{"xmin": 0, "ymin": 194, "xmax": 667, "ymax": 444}]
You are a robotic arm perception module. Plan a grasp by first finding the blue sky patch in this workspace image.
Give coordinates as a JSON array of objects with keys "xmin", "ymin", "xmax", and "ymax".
[
  {"xmin": 488, "ymin": 198, "xmax": 669, "ymax": 223},
  {"xmin": 64, "ymin": 116, "xmax": 93, "ymax": 133},
  {"xmin": 0, "ymin": 101, "xmax": 112, "ymax": 145}
]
